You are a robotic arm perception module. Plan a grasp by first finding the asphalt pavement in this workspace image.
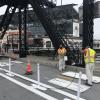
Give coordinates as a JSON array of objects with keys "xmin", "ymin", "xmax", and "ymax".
[{"xmin": 0, "ymin": 54, "xmax": 100, "ymax": 100}]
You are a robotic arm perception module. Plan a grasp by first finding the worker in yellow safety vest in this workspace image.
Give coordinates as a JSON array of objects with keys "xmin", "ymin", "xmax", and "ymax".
[
  {"xmin": 57, "ymin": 45, "xmax": 66, "ymax": 71},
  {"xmin": 83, "ymin": 46, "xmax": 96, "ymax": 86}
]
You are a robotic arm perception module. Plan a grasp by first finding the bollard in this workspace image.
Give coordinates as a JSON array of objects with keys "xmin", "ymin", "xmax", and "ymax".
[
  {"xmin": 77, "ymin": 71, "xmax": 82, "ymax": 100},
  {"xmin": 37, "ymin": 63, "xmax": 40, "ymax": 87},
  {"xmin": 6, "ymin": 58, "xmax": 14, "ymax": 76},
  {"xmin": 9, "ymin": 58, "xmax": 11, "ymax": 74},
  {"xmin": 31, "ymin": 63, "xmax": 47, "ymax": 90}
]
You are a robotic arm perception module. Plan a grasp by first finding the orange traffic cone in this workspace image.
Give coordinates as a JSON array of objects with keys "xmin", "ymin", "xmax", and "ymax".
[{"xmin": 25, "ymin": 61, "xmax": 33, "ymax": 75}]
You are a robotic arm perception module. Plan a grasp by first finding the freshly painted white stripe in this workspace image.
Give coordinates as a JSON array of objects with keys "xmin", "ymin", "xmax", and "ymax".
[
  {"xmin": 49, "ymin": 78, "xmax": 90, "ymax": 92},
  {"xmin": 11, "ymin": 61, "xmax": 23, "ymax": 64},
  {"xmin": 0, "ymin": 68, "xmax": 85, "ymax": 100},
  {"xmin": 0, "ymin": 73, "xmax": 58, "ymax": 100},
  {"xmin": 62, "ymin": 71, "xmax": 100, "ymax": 83}
]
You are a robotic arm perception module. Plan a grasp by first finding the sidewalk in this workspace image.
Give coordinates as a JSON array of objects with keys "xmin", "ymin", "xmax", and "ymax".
[
  {"xmin": 5, "ymin": 51, "xmax": 57, "ymax": 65},
  {"xmin": 5, "ymin": 52, "xmax": 100, "ymax": 73}
]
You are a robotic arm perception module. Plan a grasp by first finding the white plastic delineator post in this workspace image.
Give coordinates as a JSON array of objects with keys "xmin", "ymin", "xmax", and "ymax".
[
  {"xmin": 31, "ymin": 63, "xmax": 47, "ymax": 91},
  {"xmin": 6, "ymin": 58, "xmax": 14, "ymax": 77},
  {"xmin": 37, "ymin": 63, "xmax": 40, "ymax": 87},
  {"xmin": 77, "ymin": 71, "xmax": 82, "ymax": 100}
]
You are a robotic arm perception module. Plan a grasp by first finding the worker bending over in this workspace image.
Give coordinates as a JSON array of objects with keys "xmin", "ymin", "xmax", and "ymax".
[{"xmin": 83, "ymin": 46, "xmax": 96, "ymax": 86}]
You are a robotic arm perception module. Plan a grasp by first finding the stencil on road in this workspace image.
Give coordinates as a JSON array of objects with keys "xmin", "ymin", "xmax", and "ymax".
[{"xmin": 62, "ymin": 71, "xmax": 100, "ymax": 83}]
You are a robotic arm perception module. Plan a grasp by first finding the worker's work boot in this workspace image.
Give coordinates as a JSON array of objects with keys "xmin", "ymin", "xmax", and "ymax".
[{"xmin": 85, "ymin": 80, "xmax": 93, "ymax": 86}]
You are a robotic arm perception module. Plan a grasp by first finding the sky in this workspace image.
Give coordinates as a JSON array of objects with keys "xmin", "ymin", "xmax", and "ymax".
[
  {"xmin": 57, "ymin": 0, "xmax": 82, "ymax": 6},
  {"xmin": 0, "ymin": 0, "xmax": 100, "ymax": 39}
]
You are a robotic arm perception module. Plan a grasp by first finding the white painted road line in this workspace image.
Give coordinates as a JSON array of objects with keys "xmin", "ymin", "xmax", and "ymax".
[
  {"xmin": 11, "ymin": 61, "xmax": 23, "ymax": 64},
  {"xmin": 48, "ymin": 78, "xmax": 90, "ymax": 92},
  {"xmin": 0, "ymin": 68, "xmax": 85, "ymax": 100},
  {"xmin": 62, "ymin": 71, "xmax": 100, "ymax": 83},
  {"xmin": 0, "ymin": 73, "xmax": 58, "ymax": 100},
  {"xmin": 0, "ymin": 62, "xmax": 13, "ymax": 67},
  {"xmin": 0, "ymin": 63, "xmax": 9, "ymax": 67}
]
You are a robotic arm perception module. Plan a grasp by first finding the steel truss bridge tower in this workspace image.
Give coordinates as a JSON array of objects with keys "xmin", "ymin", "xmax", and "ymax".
[{"xmin": 83, "ymin": 0, "xmax": 94, "ymax": 49}]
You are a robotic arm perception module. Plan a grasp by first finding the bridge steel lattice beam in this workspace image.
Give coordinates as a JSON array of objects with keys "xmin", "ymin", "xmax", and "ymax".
[
  {"xmin": 0, "ymin": 6, "xmax": 17, "ymax": 39},
  {"xmin": 83, "ymin": 0, "xmax": 94, "ymax": 49},
  {"xmin": 29, "ymin": 0, "xmax": 69, "ymax": 49}
]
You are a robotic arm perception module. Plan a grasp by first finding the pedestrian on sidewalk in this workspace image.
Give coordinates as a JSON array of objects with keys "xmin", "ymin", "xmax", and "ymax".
[
  {"xmin": 83, "ymin": 46, "xmax": 96, "ymax": 86},
  {"xmin": 57, "ymin": 44, "xmax": 66, "ymax": 71}
]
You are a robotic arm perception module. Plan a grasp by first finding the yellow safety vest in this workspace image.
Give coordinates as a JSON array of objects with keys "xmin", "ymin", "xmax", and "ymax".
[{"xmin": 84, "ymin": 48, "xmax": 96, "ymax": 64}]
